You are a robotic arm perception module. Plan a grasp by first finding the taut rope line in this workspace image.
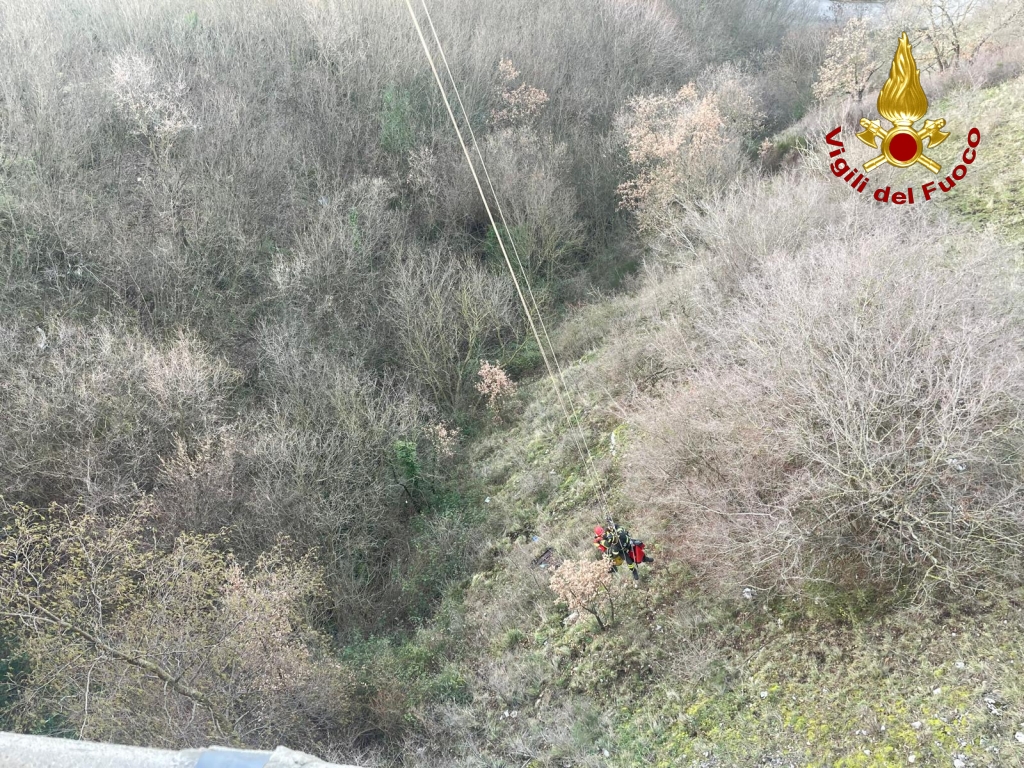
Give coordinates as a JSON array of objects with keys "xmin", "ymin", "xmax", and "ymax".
[
  {"xmin": 416, "ymin": 1, "xmax": 610, "ymax": 503},
  {"xmin": 402, "ymin": 0, "xmax": 613, "ymax": 514}
]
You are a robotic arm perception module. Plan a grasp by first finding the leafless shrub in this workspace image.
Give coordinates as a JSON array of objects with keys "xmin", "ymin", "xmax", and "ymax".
[
  {"xmin": 755, "ymin": 27, "xmax": 830, "ymax": 134},
  {"xmin": 665, "ymin": 0, "xmax": 808, "ymax": 68},
  {"xmin": 387, "ymin": 249, "xmax": 519, "ymax": 411},
  {"xmin": 271, "ymin": 177, "xmax": 405, "ymax": 356},
  {"xmin": 108, "ymin": 51, "xmax": 197, "ymax": 160},
  {"xmin": 813, "ymin": 17, "xmax": 885, "ymax": 104},
  {"xmin": 921, "ymin": 40, "xmax": 1024, "ymax": 97},
  {"xmin": 627, "ymin": 179, "xmax": 1024, "ymax": 600},
  {"xmin": 0, "ymin": 499, "xmax": 358, "ymax": 751},
  {"xmin": 660, "ymin": 171, "xmax": 857, "ymax": 297},
  {"xmin": 405, "ymin": 143, "xmax": 481, "ymax": 233},
  {"xmin": 153, "ymin": 431, "xmax": 239, "ymax": 536},
  {"xmin": 885, "ymin": 0, "xmax": 1023, "ymax": 75},
  {"xmin": 0, "ymin": 321, "xmax": 236, "ymax": 511},
  {"xmin": 142, "ymin": 331, "xmax": 240, "ymax": 430},
  {"xmin": 240, "ymin": 328, "xmax": 425, "ymax": 627},
  {"xmin": 475, "ymin": 127, "xmax": 587, "ymax": 280}
]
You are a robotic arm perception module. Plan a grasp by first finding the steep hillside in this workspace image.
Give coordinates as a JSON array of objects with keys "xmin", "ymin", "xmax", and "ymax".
[
  {"xmin": 3, "ymin": 1, "xmax": 1024, "ymax": 766},
  {"xmin": 405, "ymin": 73, "xmax": 1024, "ymax": 768}
]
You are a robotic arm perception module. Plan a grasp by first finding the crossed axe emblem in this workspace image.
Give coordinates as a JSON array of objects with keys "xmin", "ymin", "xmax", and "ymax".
[{"xmin": 856, "ymin": 118, "xmax": 950, "ymax": 173}]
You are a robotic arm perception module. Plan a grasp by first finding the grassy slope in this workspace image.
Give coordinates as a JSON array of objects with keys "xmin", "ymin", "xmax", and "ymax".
[
  {"xmin": 936, "ymin": 75, "xmax": 1024, "ymax": 243},
  {"xmin": 425, "ymin": 74, "xmax": 1024, "ymax": 768}
]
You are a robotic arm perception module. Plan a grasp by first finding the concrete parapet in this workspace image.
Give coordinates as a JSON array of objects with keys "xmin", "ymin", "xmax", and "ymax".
[{"xmin": 0, "ymin": 732, "xmax": 363, "ymax": 768}]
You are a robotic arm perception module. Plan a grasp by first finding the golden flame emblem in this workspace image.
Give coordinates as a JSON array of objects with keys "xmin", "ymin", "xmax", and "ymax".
[{"xmin": 856, "ymin": 32, "xmax": 949, "ymax": 173}]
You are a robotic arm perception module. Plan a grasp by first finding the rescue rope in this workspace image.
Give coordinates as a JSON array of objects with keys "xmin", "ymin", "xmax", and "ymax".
[
  {"xmin": 402, "ymin": 0, "xmax": 614, "ymax": 516},
  {"xmin": 416, "ymin": 2, "xmax": 595, "ymax": 475}
]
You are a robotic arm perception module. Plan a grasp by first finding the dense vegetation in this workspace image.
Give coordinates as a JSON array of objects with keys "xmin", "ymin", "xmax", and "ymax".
[{"xmin": 2, "ymin": 0, "xmax": 1023, "ymax": 765}]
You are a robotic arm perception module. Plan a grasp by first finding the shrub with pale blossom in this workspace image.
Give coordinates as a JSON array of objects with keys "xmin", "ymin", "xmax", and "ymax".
[
  {"xmin": 108, "ymin": 52, "xmax": 196, "ymax": 159},
  {"xmin": 615, "ymin": 69, "xmax": 759, "ymax": 236},
  {"xmin": 430, "ymin": 422, "xmax": 461, "ymax": 459},
  {"xmin": 549, "ymin": 557, "xmax": 618, "ymax": 630},
  {"xmin": 616, "ymin": 84, "xmax": 721, "ymax": 213},
  {"xmin": 476, "ymin": 360, "xmax": 517, "ymax": 413},
  {"xmin": 812, "ymin": 17, "xmax": 883, "ymax": 103},
  {"xmin": 491, "ymin": 58, "xmax": 550, "ymax": 128}
]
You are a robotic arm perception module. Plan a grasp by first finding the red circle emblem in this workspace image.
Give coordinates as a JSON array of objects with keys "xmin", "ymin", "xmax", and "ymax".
[{"xmin": 888, "ymin": 131, "xmax": 919, "ymax": 163}]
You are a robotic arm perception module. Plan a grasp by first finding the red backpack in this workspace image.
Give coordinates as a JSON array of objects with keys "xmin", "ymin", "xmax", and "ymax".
[{"xmin": 630, "ymin": 540, "xmax": 646, "ymax": 564}]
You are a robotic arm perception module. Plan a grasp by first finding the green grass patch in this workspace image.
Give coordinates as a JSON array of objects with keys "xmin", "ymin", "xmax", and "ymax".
[
  {"xmin": 610, "ymin": 594, "xmax": 1024, "ymax": 767},
  {"xmin": 932, "ymin": 76, "xmax": 1024, "ymax": 242}
]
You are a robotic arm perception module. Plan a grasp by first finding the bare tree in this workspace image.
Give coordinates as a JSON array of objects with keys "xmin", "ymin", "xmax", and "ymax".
[{"xmin": 0, "ymin": 499, "xmax": 356, "ymax": 750}]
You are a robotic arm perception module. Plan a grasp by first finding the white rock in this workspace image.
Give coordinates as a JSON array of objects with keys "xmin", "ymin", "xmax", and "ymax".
[
  {"xmin": 1016, "ymin": 732, "xmax": 1024, "ymax": 743},
  {"xmin": 953, "ymin": 760, "xmax": 965, "ymax": 768},
  {"xmin": 955, "ymin": 661, "xmax": 965, "ymax": 669},
  {"xmin": 911, "ymin": 721, "xmax": 922, "ymax": 729},
  {"xmin": 603, "ymin": 749, "xmax": 610, "ymax": 757},
  {"xmin": 760, "ymin": 691, "xmax": 768, "ymax": 699},
  {"xmin": 908, "ymin": 756, "xmax": 916, "ymax": 764},
  {"xmin": 933, "ymin": 687, "xmax": 942, "ymax": 696}
]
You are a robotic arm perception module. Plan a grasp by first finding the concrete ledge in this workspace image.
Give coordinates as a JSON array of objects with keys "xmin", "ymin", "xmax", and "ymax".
[{"xmin": 0, "ymin": 732, "xmax": 363, "ymax": 768}]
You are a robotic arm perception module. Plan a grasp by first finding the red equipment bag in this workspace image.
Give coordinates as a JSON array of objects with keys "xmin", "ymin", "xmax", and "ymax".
[{"xmin": 630, "ymin": 540, "xmax": 646, "ymax": 564}]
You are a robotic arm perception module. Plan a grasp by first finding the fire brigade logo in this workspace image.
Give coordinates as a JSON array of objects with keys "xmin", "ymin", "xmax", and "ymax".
[
  {"xmin": 856, "ymin": 32, "xmax": 949, "ymax": 173},
  {"xmin": 823, "ymin": 31, "xmax": 982, "ymax": 205}
]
